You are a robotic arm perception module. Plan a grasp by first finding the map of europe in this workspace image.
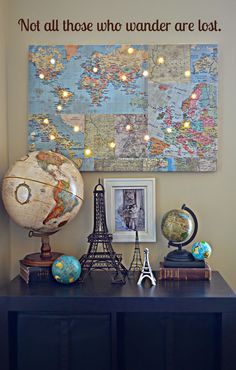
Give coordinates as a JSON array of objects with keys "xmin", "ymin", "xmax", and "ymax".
[{"xmin": 28, "ymin": 44, "xmax": 218, "ymax": 172}]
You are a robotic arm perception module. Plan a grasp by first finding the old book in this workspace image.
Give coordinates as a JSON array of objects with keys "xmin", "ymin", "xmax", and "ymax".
[
  {"xmin": 158, "ymin": 262, "xmax": 211, "ymax": 281},
  {"xmin": 19, "ymin": 260, "xmax": 54, "ymax": 284}
]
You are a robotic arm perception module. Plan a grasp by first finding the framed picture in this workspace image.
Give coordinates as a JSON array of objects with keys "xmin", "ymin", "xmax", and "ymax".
[{"xmin": 104, "ymin": 178, "xmax": 156, "ymax": 242}]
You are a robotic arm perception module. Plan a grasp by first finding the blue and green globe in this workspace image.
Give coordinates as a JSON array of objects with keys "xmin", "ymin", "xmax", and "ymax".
[
  {"xmin": 192, "ymin": 241, "xmax": 212, "ymax": 260},
  {"xmin": 52, "ymin": 255, "xmax": 81, "ymax": 284}
]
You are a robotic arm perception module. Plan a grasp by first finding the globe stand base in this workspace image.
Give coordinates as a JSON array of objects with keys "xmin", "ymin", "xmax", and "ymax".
[
  {"xmin": 23, "ymin": 252, "xmax": 63, "ymax": 267},
  {"xmin": 24, "ymin": 232, "xmax": 63, "ymax": 267},
  {"xmin": 164, "ymin": 249, "xmax": 205, "ymax": 268}
]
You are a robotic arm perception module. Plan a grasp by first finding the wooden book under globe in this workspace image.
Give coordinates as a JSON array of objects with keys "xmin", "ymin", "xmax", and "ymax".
[
  {"xmin": 158, "ymin": 262, "xmax": 211, "ymax": 281},
  {"xmin": 19, "ymin": 260, "xmax": 53, "ymax": 284}
]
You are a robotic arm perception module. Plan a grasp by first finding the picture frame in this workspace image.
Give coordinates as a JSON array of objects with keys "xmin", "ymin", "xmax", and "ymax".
[{"xmin": 104, "ymin": 178, "xmax": 156, "ymax": 242}]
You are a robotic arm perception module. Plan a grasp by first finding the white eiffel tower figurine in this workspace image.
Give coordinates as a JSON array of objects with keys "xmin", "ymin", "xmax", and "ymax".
[{"xmin": 137, "ymin": 248, "xmax": 156, "ymax": 286}]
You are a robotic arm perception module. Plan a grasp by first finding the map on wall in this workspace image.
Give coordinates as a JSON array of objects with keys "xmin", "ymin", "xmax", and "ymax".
[{"xmin": 28, "ymin": 44, "xmax": 218, "ymax": 172}]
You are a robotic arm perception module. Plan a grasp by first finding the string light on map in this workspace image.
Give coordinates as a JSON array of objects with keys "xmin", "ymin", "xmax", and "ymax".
[
  {"xmin": 109, "ymin": 142, "xmax": 116, "ymax": 149},
  {"xmin": 57, "ymin": 105, "xmax": 62, "ymax": 112},
  {"xmin": 43, "ymin": 118, "xmax": 49, "ymax": 124},
  {"xmin": 49, "ymin": 134, "xmax": 56, "ymax": 141},
  {"xmin": 73, "ymin": 126, "xmax": 80, "ymax": 132},
  {"xmin": 128, "ymin": 47, "xmax": 134, "ymax": 54},
  {"xmin": 184, "ymin": 70, "xmax": 191, "ymax": 78},
  {"xmin": 191, "ymin": 93, "xmax": 197, "ymax": 99},
  {"xmin": 144, "ymin": 134, "xmax": 150, "ymax": 141},
  {"xmin": 125, "ymin": 124, "xmax": 132, "ymax": 131},
  {"xmin": 157, "ymin": 57, "xmax": 165, "ymax": 64},
  {"xmin": 50, "ymin": 58, "xmax": 56, "ymax": 65},
  {"xmin": 121, "ymin": 74, "xmax": 127, "ymax": 82},
  {"xmin": 39, "ymin": 73, "xmax": 45, "ymax": 79},
  {"xmin": 62, "ymin": 90, "xmax": 69, "ymax": 98},
  {"xmin": 85, "ymin": 148, "xmax": 92, "ymax": 156},
  {"xmin": 143, "ymin": 70, "xmax": 149, "ymax": 77},
  {"xmin": 166, "ymin": 127, "xmax": 172, "ymax": 133},
  {"xmin": 93, "ymin": 67, "xmax": 98, "ymax": 73},
  {"xmin": 183, "ymin": 121, "xmax": 191, "ymax": 129}
]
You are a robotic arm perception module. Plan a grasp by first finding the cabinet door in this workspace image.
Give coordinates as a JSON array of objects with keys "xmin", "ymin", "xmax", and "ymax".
[
  {"xmin": 16, "ymin": 313, "xmax": 111, "ymax": 370},
  {"xmin": 171, "ymin": 313, "xmax": 221, "ymax": 370},
  {"xmin": 120, "ymin": 313, "xmax": 168, "ymax": 370},
  {"xmin": 120, "ymin": 313, "xmax": 221, "ymax": 370}
]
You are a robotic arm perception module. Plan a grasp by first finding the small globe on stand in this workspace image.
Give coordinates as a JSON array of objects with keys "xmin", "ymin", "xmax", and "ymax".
[
  {"xmin": 2, "ymin": 151, "xmax": 84, "ymax": 266},
  {"xmin": 161, "ymin": 204, "xmax": 205, "ymax": 268}
]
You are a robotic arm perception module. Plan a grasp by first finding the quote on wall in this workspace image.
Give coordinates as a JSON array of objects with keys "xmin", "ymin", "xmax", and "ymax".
[{"xmin": 18, "ymin": 18, "xmax": 222, "ymax": 33}]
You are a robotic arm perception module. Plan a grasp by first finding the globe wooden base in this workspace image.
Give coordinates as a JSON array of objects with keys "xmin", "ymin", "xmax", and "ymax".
[
  {"xmin": 22, "ymin": 252, "xmax": 63, "ymax": 267},
  {"xmin": 25, "ymin": 232, "xmax": 63, "ymax": 266}
]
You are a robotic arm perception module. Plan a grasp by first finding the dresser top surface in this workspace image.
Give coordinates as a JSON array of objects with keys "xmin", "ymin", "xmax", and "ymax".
[{"xmin": 0, "ymin": 271, "xmax": 234, "ymax": 298}]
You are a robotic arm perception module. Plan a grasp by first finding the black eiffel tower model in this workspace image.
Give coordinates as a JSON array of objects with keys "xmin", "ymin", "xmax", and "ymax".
[
  {"xmin": 128, "ymin": 229, "xmax": 143, "ymax": 277},
  {"xmin": 79, "ymin": 180, "xmax": 127, "ymax": 284}
]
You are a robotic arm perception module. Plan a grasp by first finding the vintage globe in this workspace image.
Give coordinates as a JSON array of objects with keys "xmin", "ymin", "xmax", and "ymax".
[
  {"xmin": 2, "ymin": 151, "xmax": 84, "ymax": 233},
  {"xmin": 161, "ymin": 209, "xmax": 193, "ymax": 243},
  {"xmin": 52, "ymin": 255, "xmax": 81, "ymax": 284}
]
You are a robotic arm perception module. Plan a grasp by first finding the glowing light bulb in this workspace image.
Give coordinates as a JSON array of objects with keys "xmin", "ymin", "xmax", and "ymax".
[
  {"xmin": 121, "ymin": 74, "xmax": 127, "ymax": 81},
  {"xmin": 85, "ymin": 148, "xmax": 92, "ymax": 156},
  {"xmin": 93, "ymin": 67, "xmax": 98, "ymax": 73},
  {"xmin": 128, "ymin": 47, "xmax": 134, "ymax": 54},
  {"xmin": 39, "ymin": 73, "xmax": 45, "ymax": 79},
  {"xmin": 157, "ymin": 57, "xmax": 165, "ymax": 64},
  {"xmin": 143, "ymin": 70, "xmax": 149, "ymax": 77},
  {"xmin": 50, "ymin": 58, "xmax": 56, "ymax": 65},
  {"xmin": 57, "ymin": 105, "xmax": 62, "ymax": 111},
  {"xmin": 191, "ymin": 93, "xmax": 197, "ymax": 99},
  {"xmin": 43, "ymin": 118, "xmax": 49, "ymax": 124},
  {"xmin": 144, "ymin": 134, "xmax": 150, "ymax": 141},
  {"xmin": 185, "ymin": 70, "xmax": 191, "ymax": 78},
  {"xmin": 166, "ymin": 127, "xmax": 172, "ymax": 133},
  {"xmin": 109, "ymin": 142, "xmax": 116, "ymax": 149},
  {"xmin": 73, "ymin": 125, "xmax": 80, "ymax": 132},
  {"xmin": 125, "ymin": 124, "xmax": 132, "ymax": 131},
  {"xmin": 62, "ymin": 90, "xmax": 69, "ymax": 98},
  {"xmin": 50, "ymin": 134, "xmax": 55, "ymax": 141},
  {"xmin": 183, "ymin": 121, "xmax": 191, "ymax": 128}
]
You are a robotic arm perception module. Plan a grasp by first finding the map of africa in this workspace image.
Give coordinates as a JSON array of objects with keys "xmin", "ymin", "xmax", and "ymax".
[{"xmin": 28, "ymin": 44, "xmax": 218, "ymax": 172}]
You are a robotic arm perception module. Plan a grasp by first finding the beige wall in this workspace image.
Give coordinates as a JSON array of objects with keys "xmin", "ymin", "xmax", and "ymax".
[
  {"xmin": 0, "ymin": 0, "xmax": 10, "ymax": 285},
  {"xmin": 4, "ymin": 0, "xmax": 236, "ymax": 289}
]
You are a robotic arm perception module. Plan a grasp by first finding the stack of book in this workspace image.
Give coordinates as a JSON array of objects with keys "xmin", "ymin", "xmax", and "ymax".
[
  {"xmin": 158, "ymin": 262, "xmax": 211, "ymax": 281},
  {"xmin": 20, "ymin": 260, "xmax": 54, "ymax": 284}
]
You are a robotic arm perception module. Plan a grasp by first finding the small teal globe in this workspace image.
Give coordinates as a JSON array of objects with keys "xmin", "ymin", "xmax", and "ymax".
[
  {"xmin": 191, "ymin": 241, "xmax": 212, "ymax": 260},
  {"xmin": 52, "ymin": 255, "xmax": 81, "ymax": 284}
]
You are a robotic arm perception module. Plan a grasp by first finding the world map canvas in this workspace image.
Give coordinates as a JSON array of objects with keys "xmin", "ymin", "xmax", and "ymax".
[{"xmin": 28, "ymin": 44, "xmax": 218, "ymax": 172}]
